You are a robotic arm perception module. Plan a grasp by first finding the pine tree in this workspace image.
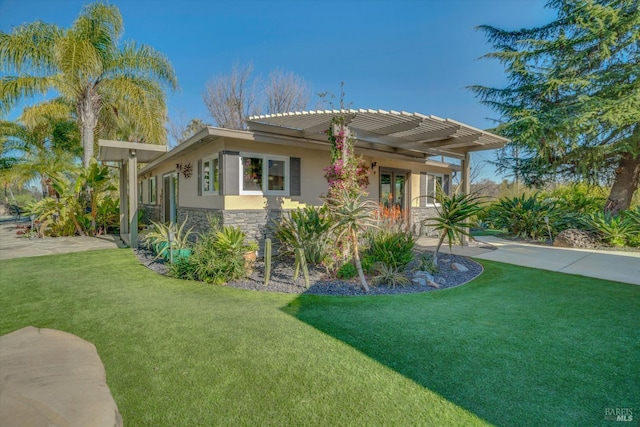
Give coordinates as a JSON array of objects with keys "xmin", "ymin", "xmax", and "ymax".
[{"xmin": 471, "ymin": 0, "xmax": 640, "ymax": 215}]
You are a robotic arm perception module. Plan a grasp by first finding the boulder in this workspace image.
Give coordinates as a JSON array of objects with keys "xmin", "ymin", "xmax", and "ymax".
[
  {"xmin": 451, "ymin": 262, "xmax": 469, "ymax": 272},
  {"xmin": 0, "ymin": 326, "xmax": 122, "ymax": 427},
  {"xmin": 553, "ymin": 229, "xmax": 600, "ymax": 249}
]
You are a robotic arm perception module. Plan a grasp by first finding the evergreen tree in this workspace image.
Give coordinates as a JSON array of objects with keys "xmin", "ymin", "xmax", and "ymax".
[{"xmin": 471, "ymin": 0, "xmax": 640, "ymax": 215}]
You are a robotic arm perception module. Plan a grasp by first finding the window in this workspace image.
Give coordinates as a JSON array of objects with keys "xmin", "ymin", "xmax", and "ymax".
[
  {"xmin": 240, "ymin": 153, "xmax": 288, "ymax": 195},
  {"xmin": 149, "ymin": 176, "xmax": 157, "ymax": 204},
  {"xmin": 202, "ymin": 155, "xmax": 219, "ymax": 194},
  {"xmin": 427, "ymin": 173, "xmax": 444, "ymax": 203}
]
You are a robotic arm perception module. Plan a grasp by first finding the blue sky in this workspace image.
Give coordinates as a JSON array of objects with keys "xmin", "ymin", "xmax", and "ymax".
[{"xmin": 0, "ymin": 0, "xmax": 556, "ymax": 180}]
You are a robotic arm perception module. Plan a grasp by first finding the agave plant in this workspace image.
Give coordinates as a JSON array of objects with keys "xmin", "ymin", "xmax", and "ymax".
[
  {"xmin": 423, "ymin": 185, "xmax": 483, "ymax": 266},
  {"xmin": 142, "ymin": 216, "xmax": 193, "ymax": 260}
]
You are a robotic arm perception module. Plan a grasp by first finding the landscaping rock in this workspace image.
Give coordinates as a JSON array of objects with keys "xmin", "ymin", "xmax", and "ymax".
[
  {"xmin": 451, "ymin": 262, "xmax": 469, "ymax": 272},
  {"xmin": 411, "ymin": 277, "xmax": 428, "ymax": 287},
  {"xmin": 0, "ymin": 326, "xmax": 122, "ymax": 427},
  {"xmin": 553, "ymin": 229, "xmax": 600, "ymax": 249},
  {"xmin": 413, "ymin": 270, "xmax": 435, "ymax": 281},
  {"xmin": 427, "ymin": 280, "xmax": 440, "ymax": 288}
]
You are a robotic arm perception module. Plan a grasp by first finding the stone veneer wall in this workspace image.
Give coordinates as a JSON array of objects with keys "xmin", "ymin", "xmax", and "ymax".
[
  {"xmin": 177, "ymin": 207, "xmax": 286, "ymax": 248},
  {"xmin": 173, "ymin": 206, "xmax": 438, "ymax": 248},
  {"xmin": 410, "ymin": 206, "xmax": 440, "ymax": 237},
  {"xmin": 140, "ymin": 205, "xmax": 161, "ymax": 225}
]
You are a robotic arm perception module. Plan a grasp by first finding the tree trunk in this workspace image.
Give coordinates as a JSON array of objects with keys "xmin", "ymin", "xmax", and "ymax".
[
  {"xmin": 78, "ymin": 87, "xmax": 100, "ymax": 168},
  {"xmin": 605, "ymin": 149, "xmax": 640, "ymax": 216},
  {"xmin": 351, "ymin": 231, "xmax": 370, "ymax": 292}
]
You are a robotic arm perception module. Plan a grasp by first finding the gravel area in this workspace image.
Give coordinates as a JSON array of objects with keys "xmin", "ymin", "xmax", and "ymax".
[{"xmin": 134, "ymin": 248, "xmax": 484, "ymax": 296}]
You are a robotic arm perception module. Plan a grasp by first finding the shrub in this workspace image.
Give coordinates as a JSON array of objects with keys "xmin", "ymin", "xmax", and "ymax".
[
  {"xmin": 484, "ymin": 193, "xmax": 572, "ymax": 240},
  {"xmin": 272, "ymin": 206, "xmax": 333, "ymax": 266},
  {"xmin": 371, "ymin": 263, "xmax": 410, "ymax": 288},
  {"xmin": 543, "ymin": 183, "xmax": 606, "ymax": 215},
  {"xmin": 418, "ymin": 253, "xmax": 439, "ymax": 274},
  {"xmin": 336, "ymin": 262, "xmax": 358, "ymax": 280},
  {"xmin": 584, "ymin": 212, "xmax": 635, "ymax": 247},
  {"xmin": 365, "ymin": 229, "xmax": 416, "ymax": 270},
  {"xmin": 171, "ymin": 224, "xmax": 249, "ymax": 284}
]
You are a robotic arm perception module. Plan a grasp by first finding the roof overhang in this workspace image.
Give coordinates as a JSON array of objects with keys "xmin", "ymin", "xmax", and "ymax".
[
  {"xmin": 98, "ymin": 139, "xmax": 168, "ymax": 163},
  {"xmin": 247, "ymin": 109, "xmax": 509, "ymax": 160}
]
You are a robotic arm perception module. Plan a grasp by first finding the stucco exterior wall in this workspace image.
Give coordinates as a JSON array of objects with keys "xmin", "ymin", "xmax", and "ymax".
[{"xmin": 138, "ymin": 133, "xmax": 455, "ymax": 244}]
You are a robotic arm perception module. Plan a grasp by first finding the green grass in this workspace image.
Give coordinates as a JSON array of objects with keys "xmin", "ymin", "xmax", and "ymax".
[{"xmin": 1, "ymin": 249, "xmax": 638, "ymax": 426}]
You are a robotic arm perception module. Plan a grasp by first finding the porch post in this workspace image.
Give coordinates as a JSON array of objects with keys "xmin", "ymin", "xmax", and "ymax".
[
  {"xmin": 128, "ymin": 150, "xmax": 138, "ymax": 248},
  {"xmin": 461, "ymin": 152, "xmax": 471, "ymax": 246},
  {"xmin": 119, "ymin": 162, "xmax": 128, "ymax": 243}
]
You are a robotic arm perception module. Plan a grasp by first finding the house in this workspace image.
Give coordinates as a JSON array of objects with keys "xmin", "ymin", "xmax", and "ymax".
[{"xmin": 99, "ymin": 109, "xmax": 508, "ymax": 247}]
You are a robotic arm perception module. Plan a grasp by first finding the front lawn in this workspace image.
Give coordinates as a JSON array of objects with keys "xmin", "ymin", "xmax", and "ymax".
[{"xmin": 1, "ymin": 249, "xmax": 638, "ymax": 426}]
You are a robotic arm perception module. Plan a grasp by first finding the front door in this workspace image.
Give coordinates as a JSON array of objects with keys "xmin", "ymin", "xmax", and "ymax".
[
  {"xmin": 380, "ymin": 169, "xmax": 409, "ymax": 212},
  {"xmin": 163, "ymin": 172, "xmax": 178, "ymax": 224}
]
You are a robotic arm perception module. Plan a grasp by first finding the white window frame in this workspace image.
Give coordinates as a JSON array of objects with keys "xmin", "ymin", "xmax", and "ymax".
[
  {"xmin": 239, "ymin": 153, "xmax": 289, "ymax": 196},
  {"xmin": 202, "ymin": 154, "xmax": 220, "ymax": 195},
  {"xmin": 427, "ymin": 173, "xmax": 444, "ymax": 205}
]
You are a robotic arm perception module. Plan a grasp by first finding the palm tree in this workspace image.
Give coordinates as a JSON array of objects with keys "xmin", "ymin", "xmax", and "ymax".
[
  {"xmin": 0, "ymin": 115, "xmax": 78, "ymax": 198},
  {"xmin": 0, "ymin": 2, "xmax": 178, "ymax": 167}
]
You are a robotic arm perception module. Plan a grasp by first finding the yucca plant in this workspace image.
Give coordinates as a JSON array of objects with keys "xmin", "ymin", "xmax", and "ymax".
[
  {"xmin": 423, "ymin": 185, "xmax": 483, "ymax": 266},
  {"xmin": 323, "ymin": 190, "xmax": 379, "ymax": 292}
]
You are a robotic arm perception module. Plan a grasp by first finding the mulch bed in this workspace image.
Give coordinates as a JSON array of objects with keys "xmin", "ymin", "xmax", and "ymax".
[{"xmin": 135, "ymin": 248, "xmax": 484, "ymax": 296}]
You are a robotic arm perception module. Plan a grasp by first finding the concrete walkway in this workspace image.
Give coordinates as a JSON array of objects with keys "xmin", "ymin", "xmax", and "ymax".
[
  {"xmin": 0, "ymin": 221, "xmax": 124, "ymax": 261},
  {"xmin": 1, "ymin": 219, "xmax": 638, "ymax": 286},
  {"xmin": 416, "ymin": 235, "xmax": 640, "ymax": 286}
]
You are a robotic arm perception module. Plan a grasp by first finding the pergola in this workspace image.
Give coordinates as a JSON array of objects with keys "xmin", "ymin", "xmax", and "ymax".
[
  {"xmin": 247, "ymin": 109, "xmax": 509, "ymax": 194},
  {"xmin": 98, "ymin": 139, "xmax": 167, "ymax": 247}
]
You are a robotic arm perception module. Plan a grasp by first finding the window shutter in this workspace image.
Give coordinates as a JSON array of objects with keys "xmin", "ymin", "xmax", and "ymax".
[
  {"xmin": 444, "ymin": 174, "xmax": 450, "ymax": 195},
  {"xmin": 221, "ymin": 151, "xmax": 239, "ymax": 195},
  {"xmin": 197, "ymin": 159, "xmax": 202, "ymax": 196},
  {"xmin": 290, "ymin": 157, "xmax": 301, "ymax": 196},
  {"xmin": 420, "ymin": 172, "xmax": 427, "ymax": 207}
]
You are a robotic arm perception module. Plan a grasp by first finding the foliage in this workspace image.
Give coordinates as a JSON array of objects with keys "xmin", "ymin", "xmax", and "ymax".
[
  {"xmin": 484, "ymin": 193, "xmax": 571, "ymax": 241},
  {"xmin": 142, "ymin": 217, "xmax": 194, "ymax": 259},
  {"xmin": 25, "ymin": 162, "xmax": 119, "ymax": 237},
  {"xmin": 0, "ymin": 2, "xmax": 178, "ymax": 166},
  {"xmin": 418, "ymin": 253, "xmax": 439, "ymax": 274},
  {"xmin": 336, "ymin": 262, "xmax": 358, "ymax": 280},
  {"xmin": 371, "ymin": 263, "xmax": 410, "ymax": 288},
  {"xmin": 542, "ymin": 183, "xmax": 607, "ymax": 216},
  {"xmin": 323, "ymin": 115, "xmax": 369, "ymax": 197},
  {"xmin": 583, "ymin": 212, "xmax": 635, "ymax": 248},
  {"xmin": 423, "ymin": 186, "xmax": 484, "ymax": 265},
  {"xmin": 272, "ymin": 205, "xmax": 333, "ymax": 266},
  {"xmin": 171, "ymin": 224, "xmax": 249, "ymax": 285},
  {"xmin": 324, "ymin": 189, "xmax": 379, "ymax": 291},
  {"xmin": 365, "ymin": 228, "xmax": 416, "ymax": 270},
  {"xmin": 471, "ymin": 0, "xmax": 640, "ymax": 214}
]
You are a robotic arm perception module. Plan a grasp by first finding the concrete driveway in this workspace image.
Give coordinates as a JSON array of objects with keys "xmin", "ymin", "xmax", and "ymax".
[
  {"xmin": 0, "ymin": 220, "xmax": 124, "ymax": 261},
  {"xmin": 416, "ymin": 235, "xmax": 640, "ymax": 286}
]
